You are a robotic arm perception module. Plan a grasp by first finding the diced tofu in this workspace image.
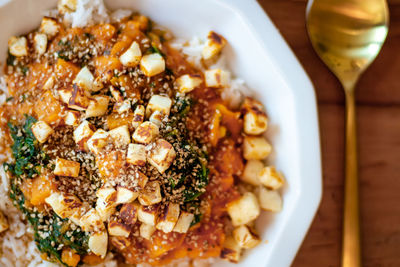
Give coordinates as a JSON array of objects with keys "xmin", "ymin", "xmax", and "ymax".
[
  {"xmin": 147, "ymin": 139, "xmax": 176, "ymax": 174},
  {"xmin": 132, "ymin": 105, "xmax": 145, "ymax": 129},
  {"xmin": 73, "ymin": 120, "xmax": 95, "ymax": 151},
  {"xmin": 31, "ymin": 121, "xmax": 54, "ymax": 143},
  {"xmin": 232, "ymin": 225, "xmax": 261, "ymax": 249},
  {"xmin": 173, "ymin": 211, "xmax": 194, "ymax": 234},
  {"xmin": 64, "ymin": 111, "xmax": 80, "ymax": 126},
  {"xmin": 240, "ymin": 160, "xmax": 263, "ymax": 186},
  {"xmin": 0, "ymin": 211, "xmax": 9, "ymax": 233},
  {"xmin": 93, "ymin": 76, "xmax": 104, "ymax": 92},
  {"xmin": 146, "ymin": 95, "xmax": 172, "ymax": 117},
  {"xmin": 114, "ymin": 99, "xmax": 131, "ymax": 114},
  {"xmin": 119, "ymin": 202, "xmax": 139, "ymax": 226},
  {"xmin": 79, "ymin": 208, "xmax": 105, "ymax": 232},
  {"xmin": 258, "ymin": 166, "xmax": 285, "ymax": 190},
  {"xmin": 149, "ymin": 110, "xmax": 163, "ymax": 127},
  {"xmin": 109, "ymin": 125, "xmax": 130, "ymax": 147},
  {"xmin": 110, "ymin": 236, "xmax": 131, "ymax": 251},
  {"xmin": 95, "ymin": 187, "xmax": 118, "ymax": 221},
  {"xmin": 74, "ymin": 66, "xmax": 95, "ymax": 91},
  {"xmin": 88, "ymin": 231, "xmax": 108, "ymax": 258},
  {"xmin": 120, "ymin": 41, "xmax": 142, "ymax": 67},
  {"xmin": 42, "ymin": 76, "xmax": 55, "ymax": 90},
  {"xmin": 256, "ymin": 186, "xmax": 282, "ymax": 212},
  {"xmin": 140, "ymin": 223, "xmax": 156, "ymax": 240},
  {"xmin": 175, "ymin": 74, "xmax": 203, "ymax": 94},
  {"xmin": 110, "ymin": 86, "xmax": 124, "ymax": 102},
  {"xmin": 140, "ymin": 53, "xmax": 165, "ymax": 77},
  {"xmin": 134, "ymin": 171, "xmax": 149, "ymax": 189},
  {"xmin": 58, "ymin": 88, "xmax": 73, "ymax": 104},
  {"xmin": 68, "ymin": 85, "xmax": 90, "ymax": 111},
  {"xmin": 126, "ymin": 143, "xmax": 146, "ymax": 166},
  {"xmin": 54, "ymin": 158, "xmax": 80, "ymax": 177},
  {"xmin": 220, "ymin": 235, "xmax": 241, "ymax": 263},
  {"xmin": 45, "ymin": 192, "xmax": 84, "ymax": 221},
  {"xmin": 40, "ymin": 17, "xmax": 60, "ymax": 38},
  {"xmin": 227, "ymin": 192, "xmax": 260, "ymax": 226},
  {"xmin": 116, "ymin": 186, "xmax": 139, "ymax": 204},
  {"xmin": 108, "ymin": 219, "xmax": 131, "ymax": 238},
  {"xmin": 242, "ymin": 136, "xmax": 272, "ymax": 160},
  {"xmin": 138, "ymin": 181, "xmax": 162, "ymax": 206},
  {"xmin": 205, "ymin": 69, "xmax": 230, "ymax": 88},
  {"xmin": 242, "ymin": 98, "xmax": 268, "ymax": 135},
  {"xmin": 156, "ymin": 203, "xmax": 180, "ymax": 233},
  {"xmin": 58, "ymin": 0, "xmax": 77, "ymax": 14},
  {"xmin": 138, "ymin": 204, "xmax": 159, "ymax": 226},
  {"xmin": 86, "ymin": 95, "xmax": 109, "ymax": 118},
  {"xmin": 34, "ymin": 33, "xmax": 47, "ymax": 55},
  {"xmin": 87, "ymin": 129, "xmax": 110, "ymax": 155},
  {"xmin": 8, "ymin": 36, "xmax": 27, "ymax": 57},
  {"xmin": 202, "ymin": 31, "xmax": 227, "ymax": 60},
  {"xmin": 132, "ymin": 121, "xmax": 159, "ymax": 144}
]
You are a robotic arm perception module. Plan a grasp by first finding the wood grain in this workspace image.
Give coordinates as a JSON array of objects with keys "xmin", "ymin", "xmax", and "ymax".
[{"xmin": 257, "ymin": 0, "xmax": 400, "ymax": 266}]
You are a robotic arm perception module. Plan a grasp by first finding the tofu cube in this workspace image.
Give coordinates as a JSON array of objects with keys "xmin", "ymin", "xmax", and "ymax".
[
  {"xmin": 73, "ymin": 120, "xmax": 95, "ymax": 151},
  {"xmin": 258, "ymin": 166, "xmax": 285, "ymax": 190},
  {"xmin": 64, "ymin": 111, "xmax": 80, "ymax": 126},
  {"xmin": 34, "ymin": 33, "xmax": 48, "ymax": 55},
  {"xmin": 220, "ymin": 235, "xmax": 241, "ymax": 263},
  {"xmin": 0, "ymin": 211, "xmax": 9, "ymax": 233},
  {"xmin": 42, "ymin": 76, "xmax": 55, "ymax": 90},
  {"xmin": 68, "ymin": 85, "xmax": 90, "ymax": 111},
  {"xmin": 175, "ymin": 74, "xmax": 203, "ymax": 94},
  {"xmin": 74, "ymin": 66, "xmax": 95, "ymax": 91},
  {"xmin": 87, "ymin": 129, "xmax": 110, "ymax": 155},
  {"xmin": 138, "ymin": 181, "xmax": 162, "ymax": 206},
  {"xmin": 242, "ymin": 98, "xmax": 268, "ymax": 135},
  {"xmin": 120, "ymin": 41, "xmax": 142, "ymax": 67},
  {"xmin": 96, "ymin": 187, "xmax": 118, "ymax": 221},
  {"xmin": 132, "ymin": 105, "xmax": 145, "ymax": 129},
  {"xmin": 202, "ymin": 31, "xmax": 227, "ymax": 60},
  {"xmin": 173, "ymin": 211, "xmax": 194, "ymax": 234},
  {"xmin": 40, "ymin": 17, "xmax": 60, "ymax": 38},
  {"xmin": 138, "ymin": 204, "xmax": 159, "ymax": 226},
  {"xmin": 79, "ymin": 208, "xmax": 105, "ymax": 232},
  {"xmin": 114, "ymin": 99, "xmax": 131, "ymax": 114},
  {"xmin": 54, "ymin": 158, "xmax": 80, "ymax": 177},
  {"xmin": 126, "ymin": 143, "xmax": 146, "ymax": 166},
  {"xmin": 31, "ymin": 121, "xmax": 54, "ymax": 143},
  {"xmin": 146, "ymin": 95, "xmax": 172, "ymax": 117},
  {"xmin": 58, "ymin": 88, "xmax": 73, "ymax": 104},
  {"xmin": 232, "ymin": 225, "xmax": 261, "ymax": 249},
  {"xmin": 86, "ymin": 95, "xmax": 109, "ymax": 118},
  {"xmin": 108, "ymin": 219, "xmax": 131, "ymax": 238},
  {"xmin": 140, "ymin": 223, "xmax": 156, "ymax": 240},
  {"xmin": 147, "ymin": 139, "xmax": 176, "ymax": 174},
  {"xmin": 134, "ymin": 171, "xmax": 149, "ymax": 189},
  {"xmin": 242, "ymin": 136, "xmax": 272, "ymax": 160},
  {"xmin": 256, "ymin": 186, "xmax": 282, "ymax": 212},
  {"xmin": 240, "ymin": 160, "xmax": 263, "ymax": 186},
  {"xmin": 156, "ymin": 203, "xmax": 180, "ymax": 233},
  {"xmin": 119, "ymin": 202, "xmax": 139, "ymax": 226},
  {"xmin": 149, "ymin": 110, "xmax": 163, "ymax": 127},
  {"xmin": 45, "ymin": 192, "xmax": 83, "ymax": 221},
  {"xmin": 110, "ymin": 236, "xmax": 131, "ymax": 251},
  {"xmin": 88, "ymin": 231, "xmax": 108, "ymax": 258},
  {"xmin": 132, "ymin": 121, "xmax": 159, "ymax": 144},
  {"xmin": 58, "ymin": 0, "xmax": 77, "ymax": 14},
  {"xmin": 116, "ymin": 186, "xmax": 139, "ymax": 204},
  {"xmin": 109, "ymin": 125, "xmax": 131, "ymax": 147},
  {"xmin": 140, "ymin": 53, "xmax": 165, "ymax": 77},
  {"xmin": 110, "ymin": 86, "xmax": 124, "ymax": 102},
  {"xmin": 8, "ymin": 36, "xmax": 28, "ymax": 57},
  {"xmin": 227, "ymin": 192, "xmax": 260, "ymax": 226},
  {"xmin": 205, "ymin": 69, "xmax": 230, "ymax": 88}
]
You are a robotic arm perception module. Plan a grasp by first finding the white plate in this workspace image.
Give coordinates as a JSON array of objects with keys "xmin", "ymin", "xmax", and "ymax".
[{"xmin": 0, "ymin": 0, "xmax": 322, "ymax": 266}]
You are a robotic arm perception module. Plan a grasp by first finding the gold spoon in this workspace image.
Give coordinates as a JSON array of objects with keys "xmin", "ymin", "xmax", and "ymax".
[{"xmin": 306, "ymin": 0, "xmax": 389, "ymax": 266}]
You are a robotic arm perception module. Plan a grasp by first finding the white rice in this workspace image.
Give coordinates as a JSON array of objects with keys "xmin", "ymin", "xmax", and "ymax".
[{"xmin": 0, "ymin": 0, "xmax": 246, "ymax": 266}]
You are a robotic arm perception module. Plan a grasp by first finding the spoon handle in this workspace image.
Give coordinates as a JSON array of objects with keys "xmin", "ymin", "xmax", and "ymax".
[{"xmin": 342, "ymin": 89, "xmax": 361, "ymax": 267}]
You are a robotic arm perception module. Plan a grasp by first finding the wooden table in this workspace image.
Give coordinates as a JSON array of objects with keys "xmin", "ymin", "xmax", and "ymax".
[{"xmin": 257, "ymin": 1, "xmax": 400, "ymax": 266}]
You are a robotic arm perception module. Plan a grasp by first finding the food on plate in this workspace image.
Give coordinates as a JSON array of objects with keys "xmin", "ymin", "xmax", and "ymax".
[{"xmin": 0, "ymin": 0, "xmax": 285, "ymax": 266}]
